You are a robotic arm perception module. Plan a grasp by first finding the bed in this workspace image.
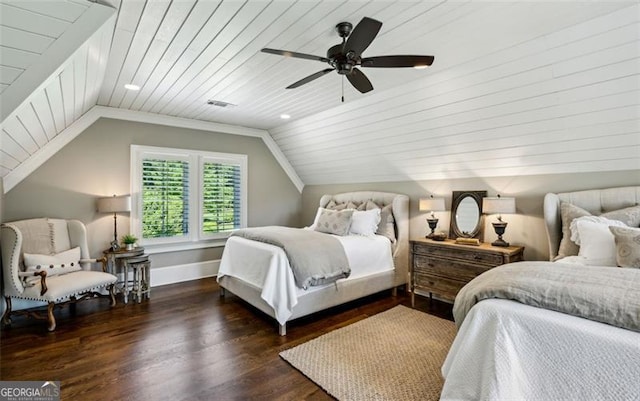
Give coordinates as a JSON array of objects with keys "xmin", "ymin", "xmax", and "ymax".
[
  {"xmin": 440, "ymin": 186, "xmax": 640, "ymax": 400},
  {"xmin": 217, "ymin": 191, "xmax": 409, "ymax": 335}
]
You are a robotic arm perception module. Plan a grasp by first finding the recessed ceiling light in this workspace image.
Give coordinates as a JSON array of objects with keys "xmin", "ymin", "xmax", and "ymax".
[
  {"xmin": 124, "ymin": 84, "xmax": 140, "ymax": 91},
  {"xmin": 280, "ymin": 114, "xmax": 291, "ymax": 119},
  {"xmin": 413, "ymin": 65, "xmax": 428, "ymax": 70}
]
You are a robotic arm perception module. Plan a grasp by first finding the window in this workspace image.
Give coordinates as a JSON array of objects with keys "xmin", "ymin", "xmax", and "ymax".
[{"xmin": 131, "ymin": 145, "xmax": 247, "ymax": 247}]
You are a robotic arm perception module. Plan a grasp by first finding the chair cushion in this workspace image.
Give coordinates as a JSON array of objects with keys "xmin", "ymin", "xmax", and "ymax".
[
  {"xmin": 20, "ymin": 271, "xmax": 117, "ymax": 302},
  {"xmin": 23, "ymin": 247, "xmax": 83, "ymax": 285}
]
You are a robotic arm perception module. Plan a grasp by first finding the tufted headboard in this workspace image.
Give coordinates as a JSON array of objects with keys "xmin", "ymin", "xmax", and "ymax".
[
  {"xmin": 318, "ymin": 191, "xmax": 409, "ymax": 286},
  {"xmin": 543, "ymin": 186, "xmax": 640, "ymax": 261}
]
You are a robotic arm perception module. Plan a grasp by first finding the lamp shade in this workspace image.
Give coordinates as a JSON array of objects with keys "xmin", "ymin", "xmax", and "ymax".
[
  {"xmin": 419, "ymin": 197, "xmax": 445, "ymax": 212},
  {"xmin": 482, "ymin": 196, "xmax": 516, "ymax": 215},
  {"xmin": 97, "ymin": 195, "xmax": 131, "ymax": 213}
]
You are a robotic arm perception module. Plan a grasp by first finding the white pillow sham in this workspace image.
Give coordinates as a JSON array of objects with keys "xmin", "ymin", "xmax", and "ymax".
[
  {"xmin": 569, "ymin": 215, "xmax": 627, "ymax": 246},
  {"xmin": 307, "ymin": 207, "xmax": 324, "ymax": 230},
  {"xmin": 573, "ymin": 219, "xmax": 622, "ymax": 266},
  {"xmin": 349, "ymin": 208, "xmax": 381, "ymax": 236}
]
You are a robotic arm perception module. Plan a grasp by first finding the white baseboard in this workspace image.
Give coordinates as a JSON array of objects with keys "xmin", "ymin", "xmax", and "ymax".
[
  {"xmin": 150, "ymin": 259, "xmax": 220, "ymax": 287},
  {"xmin": 0, "ymin": 260, "xmax": 220, "ymax": 314}
]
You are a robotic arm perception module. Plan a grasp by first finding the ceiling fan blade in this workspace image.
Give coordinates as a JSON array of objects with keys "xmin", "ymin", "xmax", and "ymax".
[
  {"xmin": 361, "ymin": 55, "xmax": 435, "ymax": 68},
  {"xmin": 262, "ymin": 48, "xmax": 329, "ymax": 63},
  {"xmin": 344, "ymin": 17, "xmax": 382, "ymax": 58},
  {"xmin": 346, "ymin": 68, "xmax": 373, "ymax": 93},
  {"xmin": 286, "ymin": 68, "xmax": 335, "ymax": 89}
]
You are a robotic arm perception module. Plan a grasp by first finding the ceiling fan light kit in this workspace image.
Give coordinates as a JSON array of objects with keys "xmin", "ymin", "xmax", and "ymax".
[{"xmin": 261, "ymin": 17, "xmax": 434, "ymax": 97}]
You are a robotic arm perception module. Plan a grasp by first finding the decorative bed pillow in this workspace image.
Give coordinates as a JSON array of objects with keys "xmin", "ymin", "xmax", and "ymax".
[
  {"xmin": 609, "ymin": 226, "xmax": 640, "ymax": 268},
  {"xmin": 349, "ymin": 208, "xmax": 381, "ymax": 236},
  {"xmin": 314, "ymin": 209, "xmax": 354, "ymax": 236},
  {"xmin": 557, "ymin": 203, "xmax": 640, "ymax": 260},
  {"xmin": 23, "ymin": 247, "xmax": 82, "ymax": 285}
]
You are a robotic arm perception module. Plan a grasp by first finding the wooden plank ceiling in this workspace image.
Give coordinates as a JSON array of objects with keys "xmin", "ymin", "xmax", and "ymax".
[{"xmin": 1, "ymin": 0, "xmax": 638, "ymax": 189}]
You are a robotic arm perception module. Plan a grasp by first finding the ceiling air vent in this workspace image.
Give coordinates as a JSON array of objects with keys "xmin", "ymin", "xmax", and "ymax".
[{"xmin": 207, "ymin": 100, "xmax": 236, "ymax": 108}]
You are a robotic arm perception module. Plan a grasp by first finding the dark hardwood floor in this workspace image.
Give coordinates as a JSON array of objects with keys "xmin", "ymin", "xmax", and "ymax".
[{"xmin": 0, "ymin": 279, "xmax": 452, "ymax": 400}]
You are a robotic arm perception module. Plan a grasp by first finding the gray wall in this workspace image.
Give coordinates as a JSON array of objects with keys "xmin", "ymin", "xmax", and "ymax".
[
  {"xmin": 3, "ymin": 118, "xmax": 302, "ymax": 267},
  {"xmin": 302, "ymin": 170, "xmax": 640, "ymax": 261}
]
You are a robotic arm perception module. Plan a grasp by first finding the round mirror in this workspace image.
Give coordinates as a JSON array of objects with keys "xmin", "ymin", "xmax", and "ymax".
[
  {"xmin": 456, "ymin": 197, "xmax": 480, "ymax": 235},
  {"xmin": 449, "ymin": 190, "xmax": 487, "ymax": 239}
]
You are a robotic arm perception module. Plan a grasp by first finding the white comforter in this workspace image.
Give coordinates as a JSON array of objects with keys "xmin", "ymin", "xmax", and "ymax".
[
  {"xmin": 441, "ymin": 299, "xmax": 640, "ymax": 400},
  {"xmin": 217, "ymin": 233, "xmax": 394, "ymax": 325}
]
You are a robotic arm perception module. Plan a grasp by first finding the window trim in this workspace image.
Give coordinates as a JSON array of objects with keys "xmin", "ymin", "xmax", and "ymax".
[{"xmin": 131, "ymin": 145, "xmax": 247, "ymax": 248}]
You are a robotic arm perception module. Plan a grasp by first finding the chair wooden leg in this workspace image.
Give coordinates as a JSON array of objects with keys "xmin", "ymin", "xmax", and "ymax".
[
  {"xmin": 47, "ymin": 302, "xmax": 56, "ymax": 332},
  {"xmin": 109, "ymin": 284, "xmax": 117, "ymax": 307},
  {"xmin": 2, "ymin": 297, "xmax": 12, "ymax": 326}
]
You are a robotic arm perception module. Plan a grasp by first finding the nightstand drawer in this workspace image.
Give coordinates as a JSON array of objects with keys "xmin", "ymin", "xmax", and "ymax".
[
  {"xmin": 410, "ymin": 238, "xmax": 525, "ymax": 307},
  {"xmin": 414, "ymin": 272, "xmax": 465, "ymax": 301},
  {"xmin": 413, "ymin": 243, "xmax": 504, "ymax": 265},
  {"xmin": 414, "ymin": 255, "xmax": 492, "ymax": 282}
]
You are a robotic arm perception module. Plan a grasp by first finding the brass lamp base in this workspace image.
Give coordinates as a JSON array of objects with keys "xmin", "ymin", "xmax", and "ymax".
[{"xmin": 491, "ymin": 221, "xmax": 509, "ymax": 247}]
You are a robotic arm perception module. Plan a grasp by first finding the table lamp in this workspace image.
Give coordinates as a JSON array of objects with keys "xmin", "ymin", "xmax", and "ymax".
[
  {"xmin": 419, "ymin": 195, "xmax": 446, "ymax": 239},
  {"xmin": 97, "ymin": 194, "xmax": 131, "ymax": 251},
  {"xmin": 482, "ymin": 194, "xmax": 516, "ymax": 247}
]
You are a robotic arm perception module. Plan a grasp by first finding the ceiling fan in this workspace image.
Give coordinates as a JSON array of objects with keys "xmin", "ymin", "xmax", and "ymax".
[{"xmin": 261, "ymin": 17, "xmax": 434, "ymax": 97}]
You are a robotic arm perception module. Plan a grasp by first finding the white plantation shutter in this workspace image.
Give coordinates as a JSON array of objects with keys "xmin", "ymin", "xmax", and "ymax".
[
  {"xmin": 201, "ymin": 160, "xmax": 242, "ymax": 235},
  {"xmin": 141, "ymin": 158, "xmax": 190, "ymax": 239},
  {"xmin": 131, "ymin": 145, "xmax": 247, "ymax": 246}
]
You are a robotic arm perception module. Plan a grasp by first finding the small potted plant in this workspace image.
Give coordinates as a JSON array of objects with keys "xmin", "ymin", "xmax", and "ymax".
[{"xmin": 121, "ymin": 234, "xmax": 138, "ymax": 251}]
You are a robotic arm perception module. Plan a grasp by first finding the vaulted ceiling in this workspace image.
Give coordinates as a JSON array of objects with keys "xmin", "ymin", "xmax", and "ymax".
[{"xmin": 1, "ymin": 0, "xmax": 638, "ymax": 192}]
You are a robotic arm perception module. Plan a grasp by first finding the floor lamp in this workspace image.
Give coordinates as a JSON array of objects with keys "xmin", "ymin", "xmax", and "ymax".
[{"xmin": 97, "ymin": 194, "xmax": 131, "ymax": 251}]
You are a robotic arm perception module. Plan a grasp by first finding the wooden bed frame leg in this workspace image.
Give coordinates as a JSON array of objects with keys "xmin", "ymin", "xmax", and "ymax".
[
  {"xmin": 279, "ymin": 323, "xmax": 286, "ymax": 336},
  {"xmin": 220, "ymin": 287, "xmax": 225, "ymax": 298},
  {"xmin": 2, "ymin": 297, "xmax": 12, "ymax": 326},
  {"xmin": 392, "ymin": 287, "xmax": 398, "ymax": 297},
  {"xmin": 47, "ymin": 302, "xmax": 56, "ymax": 332}
]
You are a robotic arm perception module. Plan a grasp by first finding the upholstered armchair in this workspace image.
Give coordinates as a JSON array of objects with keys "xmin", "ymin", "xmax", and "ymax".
[{"xmin": 1, "ymin": 218, "xmax": 117, "ymax": 331}]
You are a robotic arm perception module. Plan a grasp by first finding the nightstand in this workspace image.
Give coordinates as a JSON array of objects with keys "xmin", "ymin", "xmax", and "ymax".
[{"xmin": 410, "ymin": 238, "xmax": 524, "ymax": 305}]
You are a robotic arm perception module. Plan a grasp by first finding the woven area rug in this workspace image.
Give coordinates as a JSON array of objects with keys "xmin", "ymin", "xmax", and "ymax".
[{"xmin": 280, "ymin": 305, "xmax": 457, "ymax": 400}]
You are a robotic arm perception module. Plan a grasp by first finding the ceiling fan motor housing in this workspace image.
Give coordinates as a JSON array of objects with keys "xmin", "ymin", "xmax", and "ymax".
[
  {"xmin": 327, "ymin": 44, "xmax": 358, "ymax": 74},
  {"xmin": 335, "ymin": 21, "xmax": 353, "ymax": 38}
]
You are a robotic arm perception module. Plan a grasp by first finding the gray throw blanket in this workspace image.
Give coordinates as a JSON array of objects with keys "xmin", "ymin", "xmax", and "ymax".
[
  {"xmin": 454, "ymin": 261, "xmax": 640, "ymax": 332},
  {"xmin": 231, "ymin": 226, "xmax": 350, "ymax": 289}
]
